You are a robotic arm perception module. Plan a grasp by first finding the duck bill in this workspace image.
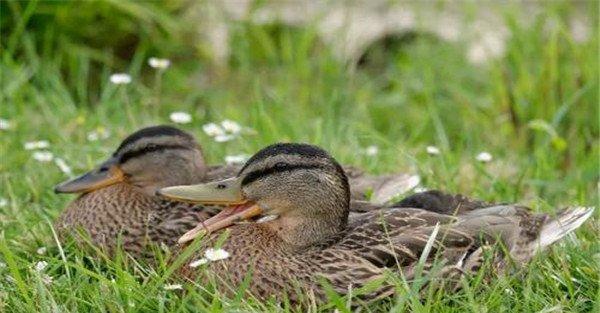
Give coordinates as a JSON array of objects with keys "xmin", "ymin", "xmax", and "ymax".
[
  {"xmin": 178, "ymin": 203, "xmax": 262, "ymax": 244},
  {"xmin": 54, "ymin": 157, "xmax": 124, "ymax": 194},
  {"xmin": 157, "ymin": 177, "xmax": 263, "ymax": 244},
  {"xmin": 157, "ymin": 177, "xmax": 246, "ymax": 204}
]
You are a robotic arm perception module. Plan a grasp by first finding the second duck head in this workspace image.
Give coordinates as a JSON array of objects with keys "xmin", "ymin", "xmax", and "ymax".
[{"xmin": 55, "ymin": 125, "xmax": 207, "ymax": 196}]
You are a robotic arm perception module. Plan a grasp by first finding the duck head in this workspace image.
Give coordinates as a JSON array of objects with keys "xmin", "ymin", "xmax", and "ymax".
[
  {"xmin": 158, "ymin": 143, "xmax": 350, "ymax": 248},
  {"xmin": 55, "ymin": 125, "xmax": 207, "ymax": 196}
]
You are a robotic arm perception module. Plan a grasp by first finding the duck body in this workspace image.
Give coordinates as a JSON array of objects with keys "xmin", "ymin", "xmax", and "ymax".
[
  {"xmin": 159, "ymin": 143, "xmax": 594, "ymax": 304},
  {"xmin": 181, "ymin": 205, "xmax": 591, "ymax": 303},
  {"xmin": 56, "ymin": 183, "xmax": 220, "ymax": 256}
]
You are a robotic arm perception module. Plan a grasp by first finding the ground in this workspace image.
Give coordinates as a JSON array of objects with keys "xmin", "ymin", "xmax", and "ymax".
[{"xmin": 0, "ymin": 2, "xmax": 598, "ymax": 312}]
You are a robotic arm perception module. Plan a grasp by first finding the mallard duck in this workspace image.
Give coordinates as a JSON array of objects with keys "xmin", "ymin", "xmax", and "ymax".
[
  {"xmin": 54, "ymin": 125, "xmax": 232, "ymax": 256},
  {"xmin": 54, "ymin": 126, "xmax": 414, "ymax": 256},
  {"xmin": 158, "ymin": 143, "xmax": 594, "ymax": 304}
]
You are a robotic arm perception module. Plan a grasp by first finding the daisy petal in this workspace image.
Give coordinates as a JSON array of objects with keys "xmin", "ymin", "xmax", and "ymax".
[
  {"xmin": 364, "ymin": 145, "xmax": 379, "ymax": 156},
  {"xmin": 163, "ymin": 284, "xmax": 183, "ymax": 290},
  {"xmin": 426, "ymin": 146, "xmax": 440, "ymax": 155},
  {"xmin": 109, "ymin": 73, "xmax": 132, "ymax": 85},
  {"xmin": 55, "ymin": 158, "xmax": 72, "ymax": 175},
  {"xmin": 32, "ymin": 151, "xmax": 54, "ymax": 162},
  {"xmin": 148, "ymin": 57, "xmax": 171, "ymax": 69},
  {"xmin": 221, "ymin": 120, "xmax": 242, "ymax": 134},
  {"xmin": 214, "ymin": 134, "xmax": 235, "ymax": 142},
  {"xmin": 476, "ymin": 152, "xmax": 493, "ymax": 163},
  {"xmin": 202, "ymin": 123, "xmax": 225, "ymax": 137},
  {"xmin": 0, "ymin": 118, "xmax": 11, "ymax": 130},
  {"xmin": 189, "ymin": 258, "xmax": 209, "ymax": 268},
  {"xmin": 204, "ymin": 248, "xmax": 230, "ymax": 261},
  {"xmin": 170, "ymin": 112, "xmax": 192, "ymax": 124},
  {"xmin": 24, "ymin": 140, "xmax": 50, "ymax": 150},
  {"xmin": 34, "ymin": 261, "xmax": 48, "ymax": 272}
]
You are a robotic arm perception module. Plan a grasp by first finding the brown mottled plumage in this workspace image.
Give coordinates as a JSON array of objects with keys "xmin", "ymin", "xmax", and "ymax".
[
  {"xmin": 54, "ymin": 126, "xmax": 413, "ymax": 257},
  {"xmin": 159, "ymin": 143, "xmax": 594, "ymax": 304},
  {"xmin": 54, "ymin": 125, "xmax": 227, "ymax": 256}
]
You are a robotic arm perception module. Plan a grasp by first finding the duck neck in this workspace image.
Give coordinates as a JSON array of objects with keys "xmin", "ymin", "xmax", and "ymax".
[{"xmin": 265, "ymin": 201, "xmax": 349, "ymax": 252}]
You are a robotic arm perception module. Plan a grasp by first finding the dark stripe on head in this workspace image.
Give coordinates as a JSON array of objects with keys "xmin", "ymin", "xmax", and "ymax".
[
  {"xmin": 114, "ymin": 125, "xmax": 194, "ymax": 155},
  {"xmin": 239, "ymin": 143, "xmax": 331, "ymax": 174},
  {"xmin": 118, "ymin": 144, "xmax": 191, "ymax": 164},
  {"xmin": 241, "ymin": 164, "xmax": 326, "ymax": 186}
]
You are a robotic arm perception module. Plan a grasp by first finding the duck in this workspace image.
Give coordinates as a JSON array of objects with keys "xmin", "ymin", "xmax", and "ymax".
[
  {"xmin": 157, "ymin": 143, "xmax": 594, "ymax": 304},
  {"xmin": 54, "ymin": 125, "xmax": 232, "ymax": 256},
  {"xmin": 54, "ymin": 126, "xmax": 414, "ymax": 257}
]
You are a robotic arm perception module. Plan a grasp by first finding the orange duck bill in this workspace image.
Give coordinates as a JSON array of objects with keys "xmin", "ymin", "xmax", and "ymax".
[
  {"xmin": 54, "ymin": 157, "xmax": 125, "ymax": 194},
  {"xmin": 157, "ymin": 177, "xmax": 263, "ymax": 244}
]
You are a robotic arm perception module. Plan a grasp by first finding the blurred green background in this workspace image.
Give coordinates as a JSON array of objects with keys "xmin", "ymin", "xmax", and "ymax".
[{"xmin": 0, "ymin": 1, "xmax": 598, "ymax": 311}]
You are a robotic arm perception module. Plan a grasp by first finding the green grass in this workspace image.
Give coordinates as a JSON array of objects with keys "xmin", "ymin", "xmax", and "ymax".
[{"xmin": 1, "ymin": 2, "xmax": 599, "ymax": 312}]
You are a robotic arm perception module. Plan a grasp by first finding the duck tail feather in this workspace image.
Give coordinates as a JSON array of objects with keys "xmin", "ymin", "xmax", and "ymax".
[{"xmin": 538, "ymin": 206, "xmax": 594, "ymax": 249}]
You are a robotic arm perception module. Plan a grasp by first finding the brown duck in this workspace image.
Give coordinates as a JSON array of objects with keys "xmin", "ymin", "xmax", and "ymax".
[
  {"xmin": 158, "ymin": 143, "xmax": 594, "ymax": 304},
  {"xmin": 54, "ymin": 126, "xmax": 414, "ymax": 256}
]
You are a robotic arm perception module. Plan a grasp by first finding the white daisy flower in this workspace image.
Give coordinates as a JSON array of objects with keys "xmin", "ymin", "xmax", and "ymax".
[
  {"xmin": 221, "ymin": 119, "xmax": 242, "ymax": 134},
  {"xmin": 169, "ymin": 112, "xmax": 192, "ymax": 124},
  {"xmin": 32, "ymin": 151, "xmax": 54, "ymax": 162},
  {"xmin": 202, "ymin": 123, "xmax": 225, "ymax": 137},
  {"xmin": 256, "ymin": 215, "xmax": 279, "ymax": 223},
  {"xmin": 86, "ymin": 132, "xmax": 99, "ymax": 142},
  {"xmin": 163, "ymin": 284, "xmax": 183, "ymax": 290},
  {"xmin": 148, "ymin": 57, "xmax": 171, "ymax": 70},
  {"xmin": 109, "ymin": 73, "xmax": 132, "ymax": 85},
  {"xmin": 426, "ymin": 146, "xmax": 440, "ymax": 155},
  {"xmin": 224, "ymin": 154, "xmax": 249, "ymax": 164},
  {"xmin": 36, "ymin": 247, "xmax": 47, "ymax": 255},
  {"xmin": 86, "ymin": 128, "xmax": 111, "ymax": 142},
  {"xmin": 34, "ymin": 261, "xmax": 48, "ymax": 272},
  {"xmin": 0, "ymin": 118, "xmax": 11, "ymax": 130},
  {"xmin": 0, "ymin": 262, "xmax": 6, "ymax": 269},
  {"xmin": 476, "ymin": 152, "xmax": 493, "ymax": 163},
  {"xmin": 214, "ymin": 134, "xmax": 235, "ymax": 143},
  {"xmin": 24, "ymin": 140, "xmax": 50, "ymax": 150},
  {"xmin": 204, "ymin": 248, "xmax": 230, "ymax": 261},
  {"xmin": 41, "ymin": 274, "xmax": 53, "ymax": 285},
  {"xmin": 0, "ymin": 198, "xmax": 7, "ymax": 208},
  {"xmin": 54, "ymin": 158, "xmax": 72, "ymax": 175},
  {"xmin": 364, "ymin": 145, "xmax": 379, "ymax": 156},
  {"xmin": 189, "ymin": 258, "xmax": 209, "ymax": 268}
]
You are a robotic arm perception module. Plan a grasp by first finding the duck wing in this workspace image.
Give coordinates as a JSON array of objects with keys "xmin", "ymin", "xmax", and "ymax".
[
  {"xmin": 310, "ymin": 206, "xmax": 593, "ymax": 302},
  {"xmin": 393, "ymin": 190, "xmax": 493, "ymax": 215}
]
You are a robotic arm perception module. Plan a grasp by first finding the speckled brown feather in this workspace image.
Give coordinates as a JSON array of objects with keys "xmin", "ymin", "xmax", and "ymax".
[
  {"xmin": 179, "ymin": 204, "xmax": 587, "ymax": 304},
  {"xmin": 171, "ymin": 144, "xmax": 593, "ymax": 305},
  {"xmin": 55, "ymin": 183, "xmax": 222, "ymax": 257}
]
